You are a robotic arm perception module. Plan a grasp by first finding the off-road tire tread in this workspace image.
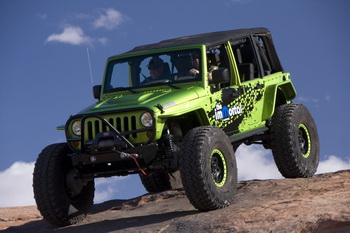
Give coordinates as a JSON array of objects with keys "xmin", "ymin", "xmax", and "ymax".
[
  {"xmin": 33, "ymin": 143, "xmax": 94, "ymax": 226},
  {"xmin": 270, "ymin": 103, "xmax": 319, "ymax": 178},
  {"xmin": 139, "ymin": 171, "xmax": 172, "ymax": 192},
  {"xmin": 179, "ymin": 126, "xmax": 236, "ymax": 211}
]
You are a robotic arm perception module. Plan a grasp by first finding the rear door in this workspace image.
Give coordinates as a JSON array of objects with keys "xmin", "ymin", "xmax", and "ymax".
[{"xmin": 208, "ymin": 37, "xmax": 271, "ymax": 136}]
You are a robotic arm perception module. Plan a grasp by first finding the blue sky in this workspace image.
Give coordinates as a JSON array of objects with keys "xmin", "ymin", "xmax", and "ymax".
[{"xmin": 1, "ymin": 0, "xmax": 350, "ymax": 207}]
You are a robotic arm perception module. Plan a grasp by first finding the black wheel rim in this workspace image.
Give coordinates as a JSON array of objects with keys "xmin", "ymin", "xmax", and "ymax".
[
  {"xmin": 298, "ymin": 124, "xmax": 311, "ymax": 158},
  {"xmin": 210, "ymin": 149, "xmax": 227, "ymax": 187}
]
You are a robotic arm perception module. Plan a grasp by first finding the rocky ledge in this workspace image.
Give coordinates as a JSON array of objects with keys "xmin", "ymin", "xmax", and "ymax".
[{"xmin": 2, "ymin": 170, "xmax": 350, "ymax": 233}]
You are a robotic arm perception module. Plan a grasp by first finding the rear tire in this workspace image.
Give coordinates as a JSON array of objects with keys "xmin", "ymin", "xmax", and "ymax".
[
  {"xmin": 139, "ymin": 170, "xmax": 182, "ymax": 192},
  {"xmin": 179, "ymin": 126, "xmax": 237, "ymax": 211},
  {"xmin": 33, "ymin": 143, "xmax": 94, "ymax": 226},
  {"xmin": 270, "ymin": 103, "xmax": 319, "ymax": 178}
]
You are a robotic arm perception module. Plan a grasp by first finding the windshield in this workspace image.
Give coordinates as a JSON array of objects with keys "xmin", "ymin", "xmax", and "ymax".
[{"xmin": 104, "ymin": 49, "xmax": 201, "ymax": 92}]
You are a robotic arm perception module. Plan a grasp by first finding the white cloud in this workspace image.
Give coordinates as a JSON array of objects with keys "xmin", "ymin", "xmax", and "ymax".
[
  {"xmin": 46, "ymin": 26, "xmax": 91, "ymax": 46},
  {"xmin": 36, "ymin": 13, "xmax": 47, "ymax": 20},
  {"xmin": 297, "ymin": 96, "xmax": 319, "ymax": 103},
  {"xmin": 0, "ymin": 161, "xmax": 127, "ymax": 207},
  {"xmin": 93, "ymin": 8, "xmax": 125, "ymax": 30},
  {"xmin": 0, "ymin": 162, "xmax": 35, "ymax": 207},
  {"xmin": 236, "ymin": 144, "xmax": 350, "ymax": 179},
  {"xmin": 74, "ymin": 13, "xmax": 92, "ymax": 20},
  {"xmin": 236, "ymin": 144, "xmax": 283, "ymax": 180},
  {"xmin": 325, "ymin": 94, "xmax": 331, "ymax": 102},
  {"xmin": 46, "ymin": 9, "xmax": 126, "ymax": 46},
  {"xmin": 94, "ymin": 176, "xmax": 127, "ymax": 203},
  {"xmin": 316, "ymin": 155, "xmax": 350, "ymax": 174},
  {"xmin": 97, "ymin": 37, "xmax": 109, "ymax": 45}
]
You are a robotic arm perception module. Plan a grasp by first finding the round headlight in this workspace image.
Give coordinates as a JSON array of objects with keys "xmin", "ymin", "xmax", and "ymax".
[
  {"xmin": 141, "ymin": 112, "xmax": 153, "ymax": 127},
  {"xmin": 72, "ymin": 121, "xmax": 81, "ymax": 136}
]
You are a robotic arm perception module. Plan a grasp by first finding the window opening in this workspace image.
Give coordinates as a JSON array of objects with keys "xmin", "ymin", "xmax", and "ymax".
[
  {"xmin": 231, "ymin": 38, "xmax": 260, "ymax": 82},
  {"xmin": 206, "ymin": 45, "xmax": 231, "ymax": 87},
  {"xmin": 254, "ymin": 36, "xmax": 272, "ymax": 76}
]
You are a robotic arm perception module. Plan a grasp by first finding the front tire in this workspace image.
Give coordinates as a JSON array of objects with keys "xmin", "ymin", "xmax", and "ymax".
[
  {"xmin": 179, "ymin": 126, "xmax": 237, "ymax": 211},
  {"xmin": 270, "ymin": 103, "xmax": 320, "ymax": 178},
  {"xmin": 33, "ymin": 143, "xmax": 94, "ymax": 226}
]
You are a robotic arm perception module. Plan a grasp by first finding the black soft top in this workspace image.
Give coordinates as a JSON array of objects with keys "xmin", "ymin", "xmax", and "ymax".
[{"xmin": 127, "ymin": 27, "xmax": 270, "ymax": 54}]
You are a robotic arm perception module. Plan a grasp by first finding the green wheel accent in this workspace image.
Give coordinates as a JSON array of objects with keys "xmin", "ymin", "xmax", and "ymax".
[
  {"xmin": 298, "ymin": 124, "xmax": 311, "ymax": 158},
  {"xmin": 210, "ymin": 149, "xmax": 227, "ymax": 187}
]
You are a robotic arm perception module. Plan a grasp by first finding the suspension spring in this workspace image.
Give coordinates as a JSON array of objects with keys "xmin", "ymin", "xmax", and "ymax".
[{"xmin": 164, "ymin": 129, "xmax": 175, "ymax": 159}]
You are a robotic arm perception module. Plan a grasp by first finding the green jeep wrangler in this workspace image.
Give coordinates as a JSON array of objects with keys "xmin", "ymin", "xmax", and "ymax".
[{"xmin": 33, "ymin": 28, "xmax": 319, "ymax": 226}]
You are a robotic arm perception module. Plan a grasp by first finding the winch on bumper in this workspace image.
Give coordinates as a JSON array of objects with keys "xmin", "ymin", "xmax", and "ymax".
[{"xmin": 70, "ymin": 141, "xmax": 158, "ymax": 167}]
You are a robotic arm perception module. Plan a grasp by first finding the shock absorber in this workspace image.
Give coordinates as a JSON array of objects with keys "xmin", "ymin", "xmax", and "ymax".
[{"xmin": 164, "ymin": 128, "xmax": 175, "ymax": 159}]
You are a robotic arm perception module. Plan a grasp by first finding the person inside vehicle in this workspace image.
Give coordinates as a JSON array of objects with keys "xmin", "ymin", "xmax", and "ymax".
[
  {"xmin": 207, "ymin": 52, "xmax": 219, "ymax": 82},
  {"xmin": 148, "ymin": 57, "xmax": 167, "ymax": 80},
  {"xmin": 189, "ymin": 53, "xmax": 200, "ymax": 76},
  {"xmin": 140, "ymin": 57, "xmax": 170, "ymax": 85}
]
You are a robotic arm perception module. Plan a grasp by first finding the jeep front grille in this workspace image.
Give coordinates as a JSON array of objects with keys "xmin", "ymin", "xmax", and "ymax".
[
  {"xmin": 85, "ymin": 115, "xmax": 137, "ymax": 140},
  {"xmin": 66, "ymin": 110, "xmax": 155, "ymax": 151}
]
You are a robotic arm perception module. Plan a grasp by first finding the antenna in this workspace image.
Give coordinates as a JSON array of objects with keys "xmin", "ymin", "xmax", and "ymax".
[{"xmin": 86, "ymin": 47, "xmax": 94, "ymax": 84}]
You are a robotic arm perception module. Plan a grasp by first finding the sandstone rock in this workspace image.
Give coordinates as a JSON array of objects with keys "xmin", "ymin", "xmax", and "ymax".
[{"xmin": 2, "ymin": 170, "xmax": 350, "ymax": 232}]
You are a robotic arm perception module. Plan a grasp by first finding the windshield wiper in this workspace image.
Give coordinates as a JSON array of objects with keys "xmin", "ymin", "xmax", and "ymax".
[
  {"xmin": 142, "ymin": 79, "xmax": 181, "ymax": 89},
  {"xmin": 165, "ymin": 83, "xmax": 181, "ymax": 89},
  {"xmin": 108, "ymin": 87, "xmax": 138, "ymax": 94}
]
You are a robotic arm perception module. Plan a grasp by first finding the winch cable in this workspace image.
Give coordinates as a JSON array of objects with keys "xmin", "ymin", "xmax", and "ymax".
[{"xmin": 131, "ymin": 154, "xmax": 147, "ymax": 176}]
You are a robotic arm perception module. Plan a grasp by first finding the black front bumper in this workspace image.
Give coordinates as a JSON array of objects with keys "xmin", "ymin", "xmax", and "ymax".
[{"xmin": 70, "ymin": 143, "xmax": 158, "ymax": 167}]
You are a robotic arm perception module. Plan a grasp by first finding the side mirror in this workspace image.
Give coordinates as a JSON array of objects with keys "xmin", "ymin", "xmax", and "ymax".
[
  {"xmin": 93, "ymin": 85, "xmax": 102, "ymax": 100},
  {"xmin": 212, "ymin": 68, "xmax": 230, "ymax": 86}
]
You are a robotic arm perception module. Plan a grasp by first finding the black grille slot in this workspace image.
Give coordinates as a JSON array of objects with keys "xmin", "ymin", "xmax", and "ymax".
[
  {"xmin": 87, "ymin": 121, "xmax": 93, "ymax": 140},
  {"xmin": 124, "ymin": 117, "xmax": 129, "ymax": 139},
  {"xmin": 116, "ymin": 118, "xmax": 121, "ymax": 132},
  {"xmin": 108, "ymin": 118, "xmax": 114, "ymax": 126},
  {"xmin": 94, "ymin": 120, "xmax": 100, "ymax": 135},
  {"xmin": 131, "ymin": 116, "xmax": 137, "ymax": 138}
]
